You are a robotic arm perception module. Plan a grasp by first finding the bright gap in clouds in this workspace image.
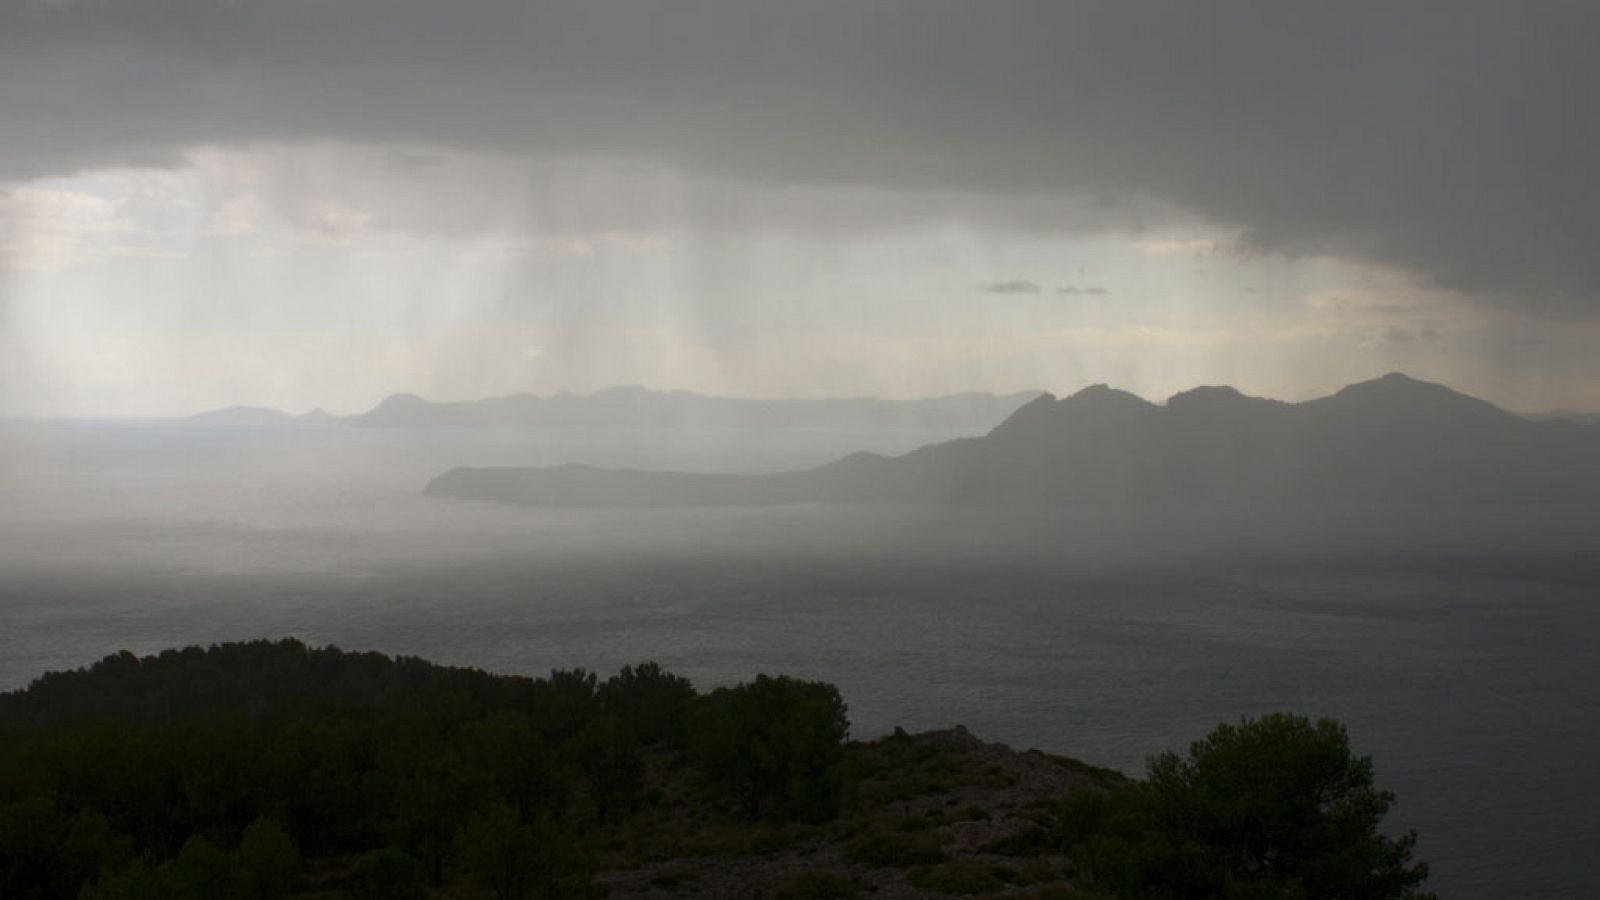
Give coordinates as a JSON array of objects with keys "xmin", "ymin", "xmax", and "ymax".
[{"xmin": 1, "ymin": 143, "xmax": 1591, "ymax": 418}]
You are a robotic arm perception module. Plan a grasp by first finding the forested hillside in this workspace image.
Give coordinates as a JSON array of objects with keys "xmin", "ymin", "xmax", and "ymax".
[{"xmin": 0, "ymin": 641, "xmax": 1430, "ymax": 899}]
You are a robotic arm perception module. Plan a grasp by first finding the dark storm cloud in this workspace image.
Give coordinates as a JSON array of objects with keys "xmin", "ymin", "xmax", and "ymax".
[
  {"xmin": 983, "ymin": 280, "xmax": 1042, "ymax": 295},
  {"xmin": 2, "ymin": 1, "xmax": 1598, "ymax": 314}
]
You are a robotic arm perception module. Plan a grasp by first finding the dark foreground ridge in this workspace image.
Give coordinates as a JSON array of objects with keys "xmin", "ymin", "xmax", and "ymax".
[
  {"xmin": 0, "ymin": 641, "xmax": 1432, "ymax": 899},
  {"xmin": 425, "ymin": 372, "xmax": 1600, "ymax": 508}
]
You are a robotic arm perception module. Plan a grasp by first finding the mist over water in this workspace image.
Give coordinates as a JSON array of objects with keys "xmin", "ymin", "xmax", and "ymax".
[{"xmin": 2, "ymin": 419, "xmax": 1598, "ymax": 898}]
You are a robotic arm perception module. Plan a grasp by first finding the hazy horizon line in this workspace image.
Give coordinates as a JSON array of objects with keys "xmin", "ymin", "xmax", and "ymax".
[{"xmin": 7, "ymin": 372, "xmax": 1598, "ymax": 424}]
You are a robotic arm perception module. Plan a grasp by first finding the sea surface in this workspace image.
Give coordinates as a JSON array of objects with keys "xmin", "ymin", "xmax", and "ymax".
[{"xmin": 2, "ymin": 421, "xmax": 1597, "ymax": 898}]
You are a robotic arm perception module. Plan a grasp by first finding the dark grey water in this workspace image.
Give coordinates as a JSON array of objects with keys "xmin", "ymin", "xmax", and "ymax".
[{"xmin": 2, "ymin": 422, "xmax": 1597, "ymax": 898}]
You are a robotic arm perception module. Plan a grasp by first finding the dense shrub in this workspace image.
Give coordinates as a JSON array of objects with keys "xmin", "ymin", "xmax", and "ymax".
[{"xmin": 1060, "ymin": 713, "xmax": 1433, "ymax": 900}]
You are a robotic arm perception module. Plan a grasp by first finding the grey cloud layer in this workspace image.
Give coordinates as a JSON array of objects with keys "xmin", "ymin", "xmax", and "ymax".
[{"xmin": 2, "ymin": 1, "xmax": 1597, "ymax": 313}]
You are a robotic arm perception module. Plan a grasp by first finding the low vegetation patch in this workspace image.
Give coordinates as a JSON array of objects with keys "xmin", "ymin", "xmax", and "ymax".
[
  {"xmin": 844, "ymin": 828, "xmax": 950, "ymax": 867},
  {"xmin": 775, "ymin": 871, "xmax": 860, "ymax": 899},
  {"xmin": 906, "ymin": 859, "xmax": 1013, "ymax": 894}
]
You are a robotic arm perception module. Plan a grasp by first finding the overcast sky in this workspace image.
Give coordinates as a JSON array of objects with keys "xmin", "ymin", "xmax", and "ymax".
[{"xmin": 2, "ymin": 1, "xmax": 1598, "ymax": 416}]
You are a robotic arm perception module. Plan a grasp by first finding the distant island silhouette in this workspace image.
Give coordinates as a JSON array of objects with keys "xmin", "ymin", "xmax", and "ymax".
[
  {"xmin": 425, "ymin": 373, "xmax": 1600, "ymax": 507},
  {"xmin": 188, "ymin": 387, "xmax": 1039, "ymax": 432},
  {"xmin": 186, "ymin": 405, "xmax": 337, "ymax": 426}
]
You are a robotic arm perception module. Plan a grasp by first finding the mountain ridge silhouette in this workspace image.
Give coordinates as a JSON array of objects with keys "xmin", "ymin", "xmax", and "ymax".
[{"xmin": 425, "ymin": 374, "xmax": 1600, "ymax": 507}]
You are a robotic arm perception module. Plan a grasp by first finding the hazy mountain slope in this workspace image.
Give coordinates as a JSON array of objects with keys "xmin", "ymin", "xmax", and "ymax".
[
  {"xmin": 188, "ymin": 388, "xmax": 1039, "ymax": 432},
  {"xmin": 425, "ymin": 373, "xmax": 1600, "ymax": 507},
  {"xmin": 349, "ymin": 386, "xmax": 1041, "ymax": 431}
]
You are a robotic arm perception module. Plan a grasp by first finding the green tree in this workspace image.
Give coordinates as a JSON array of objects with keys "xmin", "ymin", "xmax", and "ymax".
[
  {"xmin": 567, "ymin": 714, "xmax": 642, "ymax": 825},
  {"xmin": 457, "ymin": 802, "xmax": 593, "ymax": 900},
  {"xmin": 1064, "ymin": 713, "xmax": 1432, "ymax": 900},
  {"xmin": 354, "ymin": 846, "xmax": 428, "ymax": 900},
  {"xmin": 230, "ymin": 817, "xmax": 300, "ymax": 900},
  {"xmin": 388, "ymin": 748, "xmax": 474, "ymax": 887},
  {"xmin": 0, "ymin": 796, "xmax": 71, "ymax": 899},
  {"xmin": 165, "ymin": 835, "xmax": 230, "ymax": 900},
  {"xmin": 598, "ymin": 662, "xmax": 694, "ymax": 748},
  {"xmin": 77, "ymin": 857, "xmax": 170, "ymax": 900},
  {"xmin": 60, "ymin": 809, "xmax": 134, "ymax": 892},
  {"xmin": 454, "ymin": 712, "xmax": 567, "ymax": 821},
  {"xmin": 531, "ymin": 669, "xmax": 599, "ymax": 745},
  {"xmin": 689, "ymin": 675, "xmax": 849, "ymax": 821}
]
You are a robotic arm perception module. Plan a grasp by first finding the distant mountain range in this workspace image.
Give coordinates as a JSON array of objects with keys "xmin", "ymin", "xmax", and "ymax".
[
  {"xmin": 188, "ymin": 387, "xmax": 1039, "ymax": 432},
  {"xmin": 425, "ymin": 374, "xmax": 1600, "ymax": 507}
]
